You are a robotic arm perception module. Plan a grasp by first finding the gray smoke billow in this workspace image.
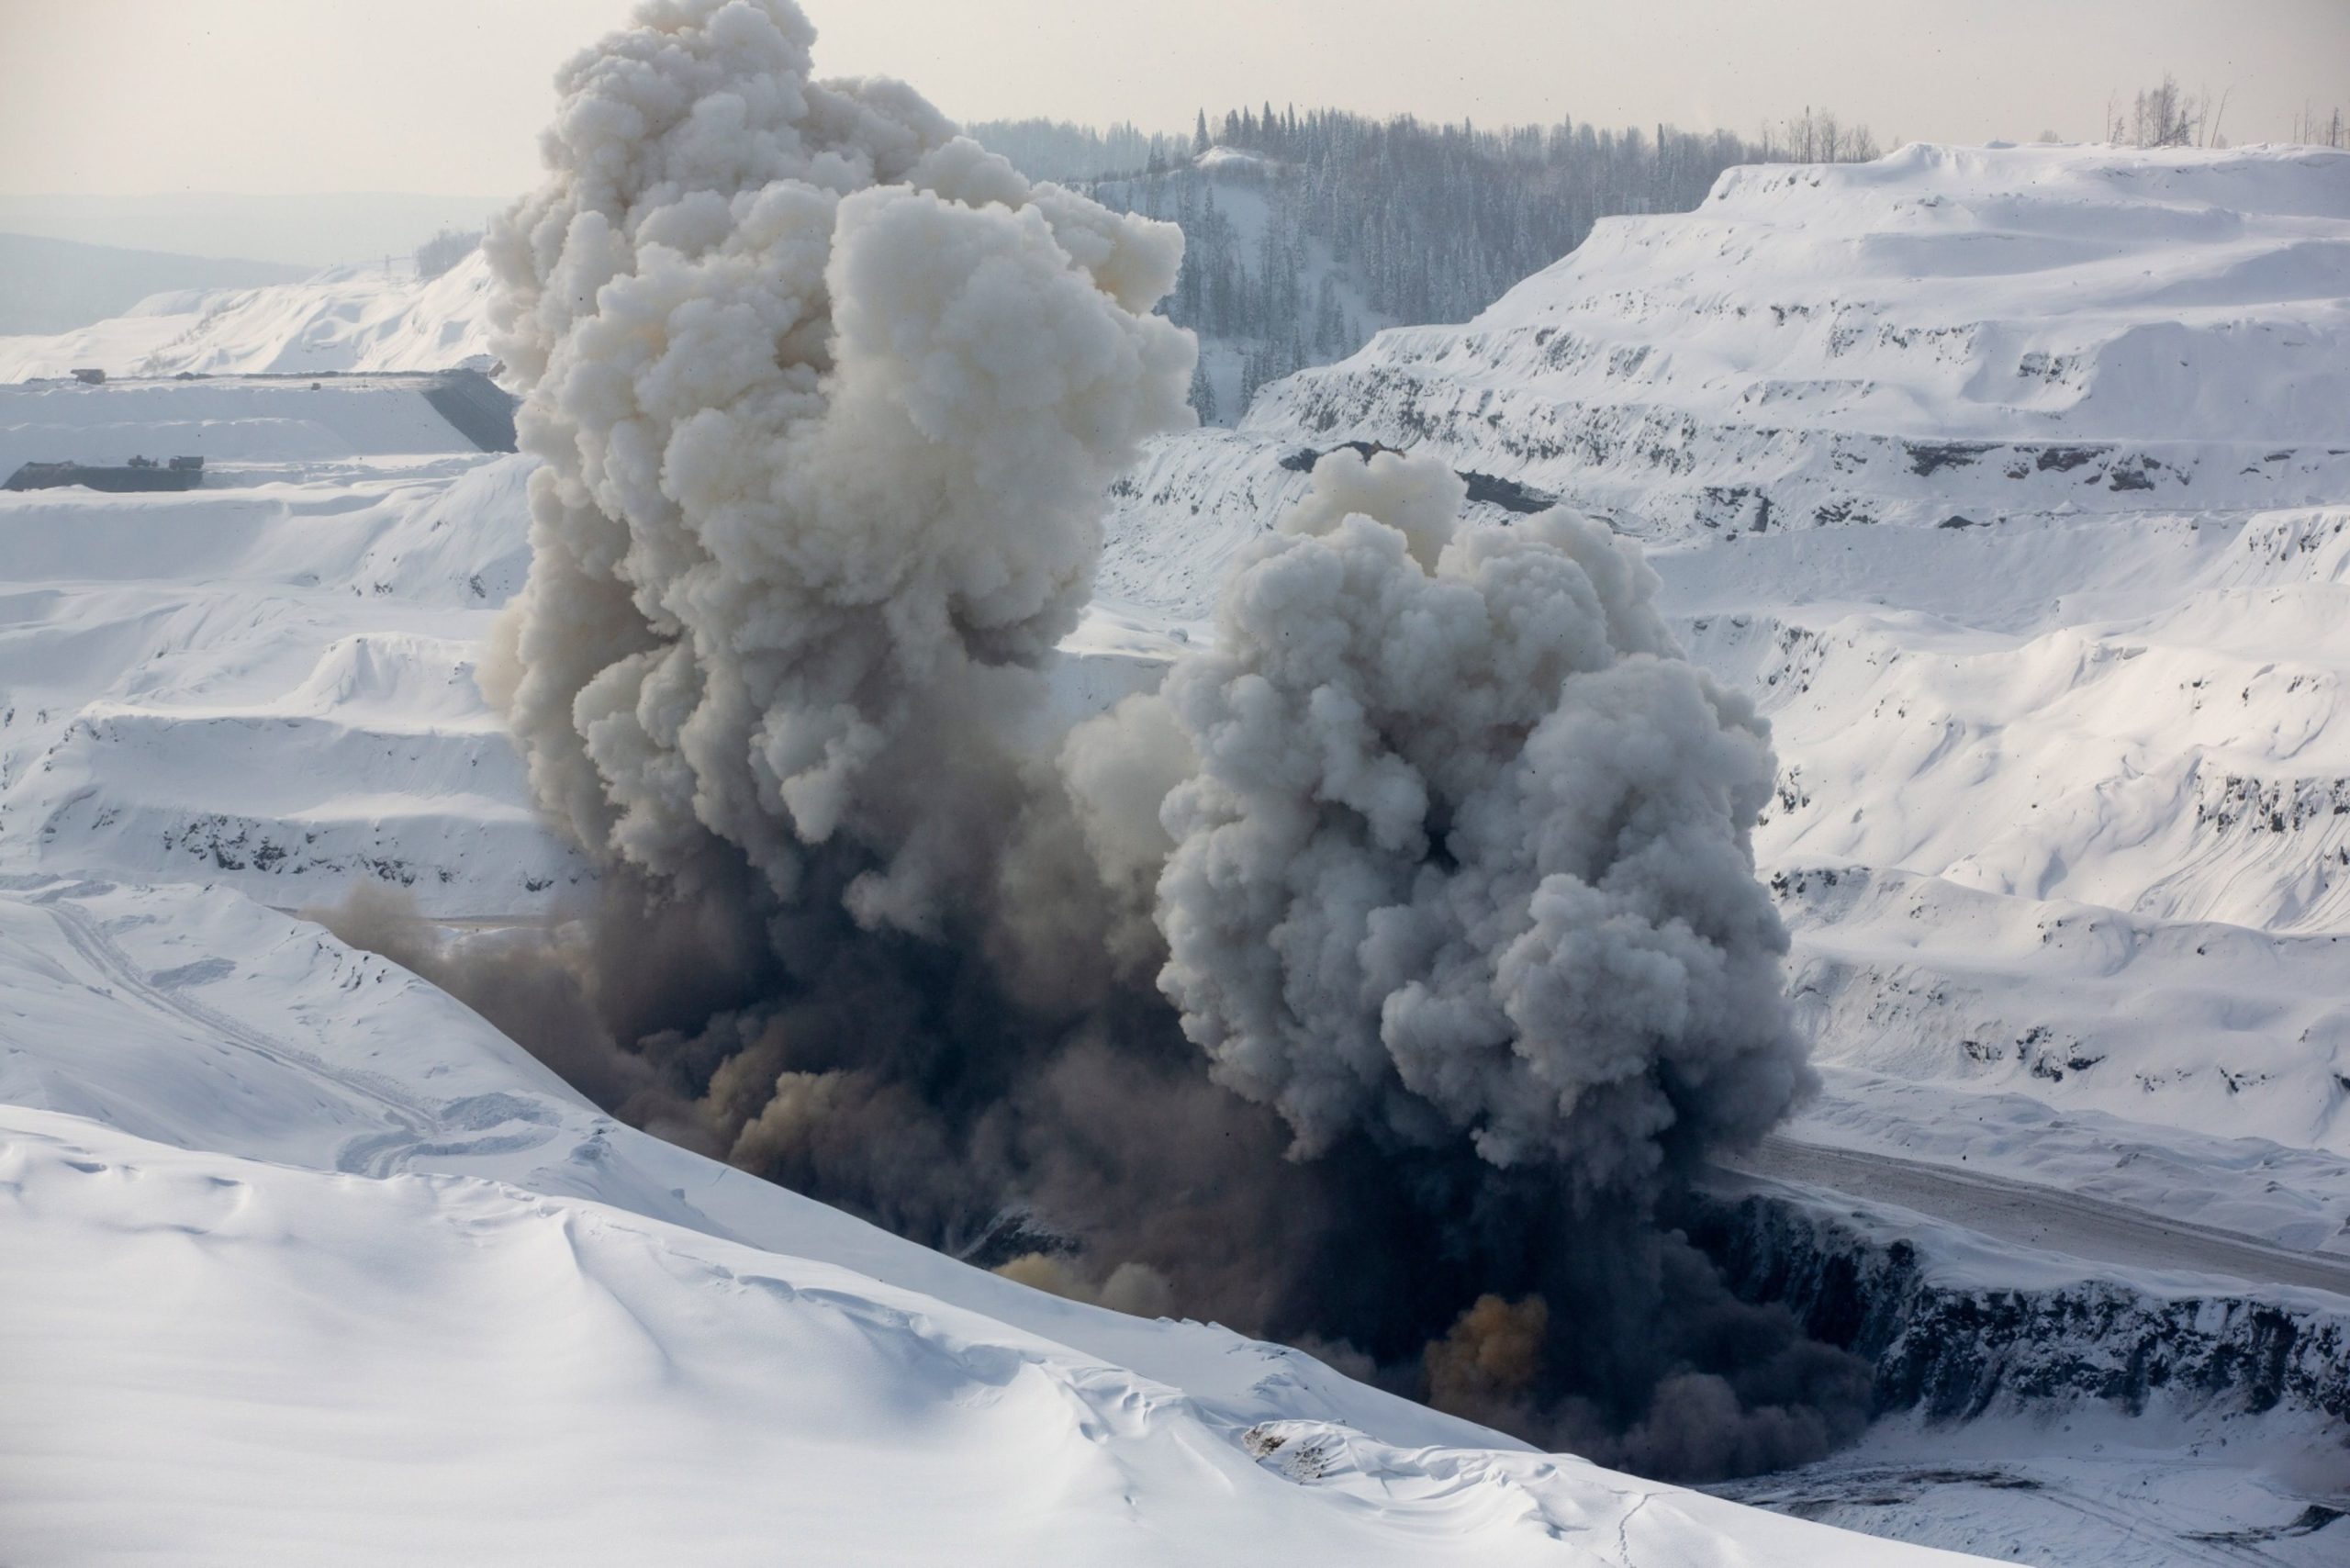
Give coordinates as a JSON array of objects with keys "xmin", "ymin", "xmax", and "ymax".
[
  {"xmin": 477, "ymin": 0, "xmax": 1191, "ymax": 944},
  {"xmin": 1154, "ymin": 450, "xmax": 1806, "ymax": 1187},
  {"xmin": 321, "ymin": 0, "xmax": 1868, "ymax": 1482}
]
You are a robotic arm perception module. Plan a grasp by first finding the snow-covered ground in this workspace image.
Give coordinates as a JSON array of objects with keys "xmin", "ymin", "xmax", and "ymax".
[
  {"xmin": 1100, "ymin": 141, "xmax": 2350, "ymax": 1184},
  {"xmin": 1092, "ymin": 140, "xmax": 2350, "ymax": 1562},
  {"xmin": 0, "ymin": 241, "xmax": 1976, "ymax": 1567},
  {"xmin": 1099, "ymin": 141, "xmax": 2350, "ymax": 592},
  {"xmin": 0, "ymin": 249, "xmax": 496, "ymax": 383},
  {"xmin": 7, "ymin": 140, "xmax": 2350, "ymax": 1563},
  {"xmin": 0, "ymin": 377, "xmax": 573, "ymax": 913},
  {"xmin": 0, "ymin": 375, "xmax": 501, "ymax": 476},
  {"xmin": 0, "ymin": 877, "xmax": 1983, "ymax": 1565}
]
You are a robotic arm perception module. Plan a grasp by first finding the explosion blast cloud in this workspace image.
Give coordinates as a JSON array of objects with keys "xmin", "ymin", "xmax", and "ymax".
[{"xmin": 319, "ymin": 0, "xmax": 1870, "ymax": 1482}]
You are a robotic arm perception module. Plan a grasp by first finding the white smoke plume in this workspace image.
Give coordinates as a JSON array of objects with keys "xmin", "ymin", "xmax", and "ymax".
[
  {"xmin": 1154, "ymin": 448, "xmax": 1809, "ymax": 1196},
  {"xmin": 479, "ymin": 0, "xmax": 1193, "ymax": 933},
  {"xmin": 321, "ymin": 0, "xmax": 1873, "ymax": 1484}
]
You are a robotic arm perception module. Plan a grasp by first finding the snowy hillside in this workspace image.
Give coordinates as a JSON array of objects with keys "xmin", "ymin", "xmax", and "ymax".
[
  {"xmin": 0, "ymin": 305, "xmax": 1987, "ymax": 1568},
  {"xmin": 0, "ymin": 375, "xmax": 1979, "ymax": 1564},
  {"xmin": 1102, "ymin": 140, "xmax": 2350, "ymax": 574},
  {"xmin": 0, "ymin": 874, "xmax": 1986, "ymax": 1565},
  {"xmin": 1099, "ymin": 142, "xmax": 2350, "ymax": 1144},
  {"xmin": 0, "ymin": 248, "xmax": 497, "ymax": 382},
  {"xmin": 0, "ymin": 380, "xmax": 571, "ymax": 913},
  {"xmin": 8, "ymin": 135, "xmax": 2350, "ymax": 1565},
  {"xmin": 1097, "ymin": 143, "xmax": 2350, "ymax": 1160},
  {"xmin": 1091, "ymin": 141, "xmax": 2350, "ymax": 1557}
]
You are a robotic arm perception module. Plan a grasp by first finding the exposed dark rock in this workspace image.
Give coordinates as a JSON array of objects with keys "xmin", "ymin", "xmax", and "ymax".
[
  {"xmin": 1686, "ymin": 1193, "xmax": 2350, "ymax": 1427},
  {"xmin": 2032, "ymin": 444, "xmax": 2104, "ymax": 473},
  {"xmin": 1905, "ymin": 441, "xmax": 1997, "ymax": 476}
]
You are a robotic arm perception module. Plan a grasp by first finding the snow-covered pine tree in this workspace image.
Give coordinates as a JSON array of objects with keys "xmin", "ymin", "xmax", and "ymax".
[{"xmin": 1188, "ymin": 357, "xmax": 1216, "ymax": 424}]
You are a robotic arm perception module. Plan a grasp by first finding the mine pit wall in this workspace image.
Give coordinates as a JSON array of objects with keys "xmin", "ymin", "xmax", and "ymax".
[
  {"xmin": 420, "ymin": 370, "xmax": 519, "ymax": 454},
  {"xmin": 1686, "ymin": 1192, "xmax": 2350, "ymax": 1431}
]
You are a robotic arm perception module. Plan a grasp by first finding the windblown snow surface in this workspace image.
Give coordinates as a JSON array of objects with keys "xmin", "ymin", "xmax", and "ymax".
[{"xmin": 3, "ymin": 138, "xmax": 2346, "ymax": 1565}]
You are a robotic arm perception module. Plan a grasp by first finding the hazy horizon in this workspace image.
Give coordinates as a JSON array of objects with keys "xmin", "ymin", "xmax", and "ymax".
[{"xmin": 3, "ymin": 0, "xmax": 2344, "ymax": 206}]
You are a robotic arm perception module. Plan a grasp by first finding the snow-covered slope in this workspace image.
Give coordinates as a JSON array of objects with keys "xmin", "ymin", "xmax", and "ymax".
[
  {"xmin": 1689, "ymin": 504, "xmax": 2350, "ymax": 1157},
  {"xmin": 0, "ymin": 879, "xmax": 1981, "ymax": 1567},
  {"xmin": 0, "ymin": 249, "xmax": 497, "ymax": 382},
  {"xmin": 0, "ymin": 380, "xmax": 575, "ymax": 912},
  {"xmin": 1099, "ymin": 141, "xmax": 2350, "ymax": 1160},
  {"xmin": 8, "ymin": 140, "xmax": 2349, "ymax": 1563},
  {"xmin": 1091, "ymin": 141, "xmax": 2350, "ymax": 1557},
  {"xmin": 0, "ymin": 288, "xmax": 1989, "ymax": 1568},
  {"xmin": 1100, "ymin": 141, "xmax": 2350, "ymax": 596}
]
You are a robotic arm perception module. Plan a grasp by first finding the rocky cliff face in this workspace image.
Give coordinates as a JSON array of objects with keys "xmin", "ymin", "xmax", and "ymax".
[{"xmin": 1692, "ymin": 1193, "xmax": 2349, "ymax": 1428}]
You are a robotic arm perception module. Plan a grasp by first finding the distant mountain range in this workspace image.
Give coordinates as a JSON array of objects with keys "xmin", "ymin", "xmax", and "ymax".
[
  {"xmin": 0, "ymin": 231, "xmax": 308, "ymax": 335},
  {"xmin": 0, "ymin": 191, "xmax": 511, "ymax": 270}
]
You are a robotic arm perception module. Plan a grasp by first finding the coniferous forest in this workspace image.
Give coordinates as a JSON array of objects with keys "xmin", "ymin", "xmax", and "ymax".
[{"xmin": 971, "ymin": 106, "xmax": 1880, "ymax": 420}]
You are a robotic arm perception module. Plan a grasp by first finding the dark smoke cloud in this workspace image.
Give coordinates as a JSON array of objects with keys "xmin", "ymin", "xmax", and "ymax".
[
  {"xmin": 302, "ymin": 876, "xmax": 770, "ymax": 1156},
  {"xmin": 320, "ymin": 0, "xmax": 1873, "ymax": 1484}
]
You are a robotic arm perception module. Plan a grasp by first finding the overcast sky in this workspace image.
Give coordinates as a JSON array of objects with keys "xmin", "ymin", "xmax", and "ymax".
[{"xmin": 3, "ymin": 0, "xmax": 2344, "ymax": 197}]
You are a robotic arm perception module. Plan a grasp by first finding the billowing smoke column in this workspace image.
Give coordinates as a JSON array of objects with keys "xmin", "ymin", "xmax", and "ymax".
[
  {"xmin": 1152, "ymin": 451, "xmax": 1806, "ymax": 1190},
  {"xmin": 330, "ymin": 0, "xmax": 1873, "ymax": 1483},
  {"xmin": 479, "ymin": 0, "xmax": 1192, "ymax": 945},
  {"xmin": 1134, "ymin": 452, "xmax": 1863, "ymax": 1474}
]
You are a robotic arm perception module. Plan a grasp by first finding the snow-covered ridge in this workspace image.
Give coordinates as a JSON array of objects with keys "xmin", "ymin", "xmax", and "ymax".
[
  {"xmin": 6, "ymin": 138, "xmax": 2347, "ymax": 1562},
  {"xmin": 1097, "ymin": 140, "xmax": 2350, "ymax": 588},
  {"xmin": 0, "ymin": 249, "xmax": 497, "ymax": 383},
  {"xmin": 1096, "ymin": 144, "xmax": 2350, "ymax": 1161},
  {"xmin": 0, "ymin": 875, "xmax": 1981, "ymax": 1566},
  {"xmin": 1091, "ymin": 147, "xmax": 2350, "ymax": 1557},
  {"xmin": 1494, "ymin": 141, "xmax": 2350, "ymax": 441}
]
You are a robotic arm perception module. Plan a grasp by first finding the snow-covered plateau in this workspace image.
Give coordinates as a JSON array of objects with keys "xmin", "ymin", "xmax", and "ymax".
[{"xmin": 4, "ymin": 140, "xmax": 2347, "ymax": 1564}]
